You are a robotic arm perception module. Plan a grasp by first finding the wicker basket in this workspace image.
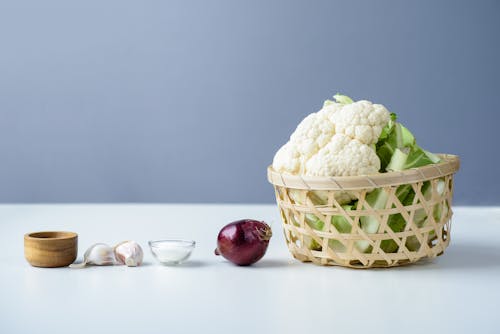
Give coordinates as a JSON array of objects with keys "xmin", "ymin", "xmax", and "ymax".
[{"xmin": 267, "ymin": 154, "xmax": 460, "ymax": 268}]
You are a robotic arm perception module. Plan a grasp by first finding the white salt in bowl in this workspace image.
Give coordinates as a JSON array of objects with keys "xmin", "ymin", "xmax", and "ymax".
[{"xmin": 148, "ymin": 240, "xmax": 196, "ymax": 265}]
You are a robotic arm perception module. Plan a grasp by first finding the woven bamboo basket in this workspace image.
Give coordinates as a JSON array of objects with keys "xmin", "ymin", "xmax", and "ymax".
[{"xmin": 268, "ymin": 154, "xmax": 460, "ymax": 268}]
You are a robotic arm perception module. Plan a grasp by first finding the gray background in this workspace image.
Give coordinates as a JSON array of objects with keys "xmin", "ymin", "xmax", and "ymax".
[{"xmin": 0, "ymin": 0, "xmax": 498, "ymax": 204}]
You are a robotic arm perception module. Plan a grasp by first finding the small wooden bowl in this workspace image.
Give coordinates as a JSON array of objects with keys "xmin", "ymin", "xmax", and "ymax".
[{"xmin": 24, "ymin": 231, "xmax": 78, "ymax": 268}]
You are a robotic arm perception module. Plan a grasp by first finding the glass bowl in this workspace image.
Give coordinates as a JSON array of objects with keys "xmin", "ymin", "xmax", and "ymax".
[{"xmin": 148, "ymin": 240, "xmax": 196, "ymax": 265}]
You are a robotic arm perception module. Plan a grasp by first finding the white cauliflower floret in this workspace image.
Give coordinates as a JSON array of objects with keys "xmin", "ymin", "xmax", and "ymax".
[
  {"xmin": 305, "ymin": 134, "xmax": 380, "ymax": 176},
  {"xmin": 272, "ymin": 142, "xmax": 302, "ymax": 175},
  {"xmin": 329, "ymin": 100, "xmax": 390, "ymax": 145},
  {"xmin": 272, "ymin": 94, "xmax": 390, "ymax": 178},
  {"xmin": 289, "ymin": 106, "xmax": 338, "ymax": 158},
  {"xmin": 273, "ymin": 103, "xmax": 341, "ymax": 174}
]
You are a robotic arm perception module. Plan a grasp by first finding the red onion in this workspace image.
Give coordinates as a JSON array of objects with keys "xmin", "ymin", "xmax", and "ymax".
[{"xmin": 214, "ymin": 219, "xmax": 272, "ymax": 266}]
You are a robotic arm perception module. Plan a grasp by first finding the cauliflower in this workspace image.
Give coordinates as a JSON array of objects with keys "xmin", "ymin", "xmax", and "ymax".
[
  {"xmin": 329, "ymin": 101, "xmax": 390, "ymax": 145},
  {"xmin": 272, "ymin": 94, "xmax": 390, "ymax": 177},
  {"xmin": 271, "ymin": 94, "xmax": 444, "ymax": 255},
  {"xmin": 272, "ymin": 104, "xmax": 340, "ymax": 175},
  {"xmin": 305, "ymin": 134, "xmax": 380, "ymax": 176}
]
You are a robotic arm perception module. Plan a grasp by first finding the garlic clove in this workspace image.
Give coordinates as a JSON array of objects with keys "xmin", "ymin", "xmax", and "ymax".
[
  {"xmin": 69, "ymin": 243, "xmax": 116, "ymax": 268},
  {"xmin": 114, "ymin": 241, "xmax": 143, "ymax": 267}
]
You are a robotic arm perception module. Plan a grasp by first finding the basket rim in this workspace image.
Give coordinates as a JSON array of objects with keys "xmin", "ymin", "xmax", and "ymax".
[{"xmin": 267, "ymin": 154, "xmax": 459, "ymax": 190}]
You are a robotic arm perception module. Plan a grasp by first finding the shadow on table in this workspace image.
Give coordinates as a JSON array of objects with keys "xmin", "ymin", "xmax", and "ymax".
[
  {"xmin": 177, "ymin": 260, "xmax": 208, "ymax": 268},
  {"xmin": 143, "ymin": 260, "xmax": 209, "ymax": 268},
  {"xmin": 252, "ymin": 259, "xmax": 298, "ymax": 268},
  {"xmin": 397, "ymin": 242, "xmax": 500, "ymax": 271}
]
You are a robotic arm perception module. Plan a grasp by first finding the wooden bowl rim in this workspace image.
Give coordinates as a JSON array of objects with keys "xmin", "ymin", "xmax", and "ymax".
[{"xmin": 24, "ymin": 231, "xmax": 78, "ymax": 241}]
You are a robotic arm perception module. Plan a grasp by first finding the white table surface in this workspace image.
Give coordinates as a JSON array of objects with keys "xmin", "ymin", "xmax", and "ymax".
[{"xmin": 0, "ymin": 204, "xmax": 499, "ymax": 334}]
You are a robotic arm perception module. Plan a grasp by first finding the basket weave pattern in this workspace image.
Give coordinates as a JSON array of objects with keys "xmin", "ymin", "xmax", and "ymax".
[{"xmin": 268, "ymin": 155, "xmax": 460, "ymax": 268}]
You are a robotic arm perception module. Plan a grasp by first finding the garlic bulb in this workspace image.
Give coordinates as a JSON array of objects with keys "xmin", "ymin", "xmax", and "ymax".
[
  {"xmin": 114, "ymin": 241, "xmax": 143, "ymax": 267},
  {"xmin": 69, "ymin": 243, "xmax": 116, "ymax": 268}
]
